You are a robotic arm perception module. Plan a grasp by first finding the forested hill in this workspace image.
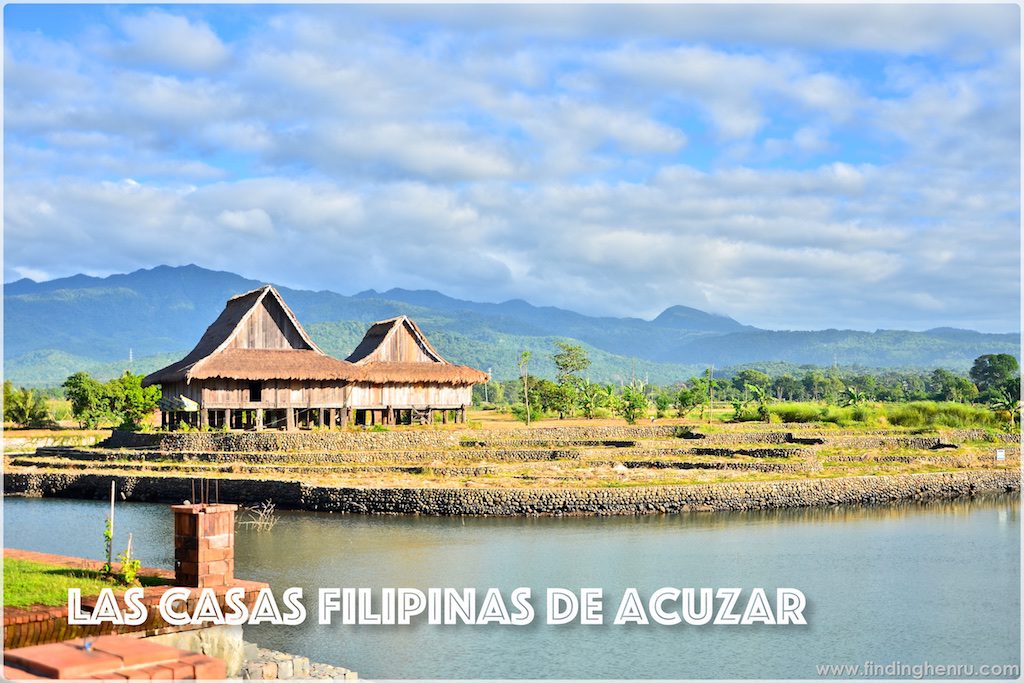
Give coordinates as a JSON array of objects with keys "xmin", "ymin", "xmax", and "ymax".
[{"xmin": 4, "ymin": 264, "xmax": 1019, "ymax": 386}]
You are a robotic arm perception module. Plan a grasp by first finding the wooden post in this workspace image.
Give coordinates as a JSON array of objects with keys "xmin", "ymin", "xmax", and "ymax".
[
  {"xmin": 108, "ymin": 481, "xmax": 115, "ymax": 570},
  {"xmin": 256, "ymin": 408, "xmax": 264, "ymax": 432},
  {"xmin": 198, "ymin": 407, "xmax": 206, "ymax": 430},
  {"xmin": 286, "ymin": 408, "xmax": 295, "ymax": 431},
  {"xmin": 442, "ymin": 409, "xmax": 448, "ymax": 424}
]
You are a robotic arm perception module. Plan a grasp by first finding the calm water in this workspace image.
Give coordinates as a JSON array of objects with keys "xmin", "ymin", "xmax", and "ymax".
[{"xmin": 3, "ymin": 495, "xmax": 1020, "ymax": 679}]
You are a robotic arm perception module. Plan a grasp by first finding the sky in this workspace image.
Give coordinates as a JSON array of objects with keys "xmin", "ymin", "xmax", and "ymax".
[{"xmin": 3, "ymin": 4, "xmax": 1021, "ymax": 332}]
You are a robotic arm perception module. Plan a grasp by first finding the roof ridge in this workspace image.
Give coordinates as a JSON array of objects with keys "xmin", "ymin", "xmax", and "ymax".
[{"xmin": 227, "ymin": 284, "xmax": 272, "ymax": 302}]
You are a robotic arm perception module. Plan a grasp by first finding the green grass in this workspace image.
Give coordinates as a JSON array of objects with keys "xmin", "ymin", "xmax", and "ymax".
[
  {"xmin": 764, "ymin": 401, "xmax": 1004, "ymax": 429},
  {"xmin": 3, "ymin": 557, "xmax": 169, "ymax": 607},
  {"xmin": 884, "ymin": 402, "xmax": 1003, "ymax": 429}
]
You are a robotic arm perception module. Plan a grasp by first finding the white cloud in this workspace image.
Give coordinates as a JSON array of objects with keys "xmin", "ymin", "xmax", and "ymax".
[
  {"xmin": 118, "ymin": 10, "xmax": 229, "ymax": 71},
  {"xmin": 2, "ymin": 5, "xmax": 1019, "ymax": 332},
  {"xmin": 217, "ymin": 209, "xmax": 274, "ymax": 237}
]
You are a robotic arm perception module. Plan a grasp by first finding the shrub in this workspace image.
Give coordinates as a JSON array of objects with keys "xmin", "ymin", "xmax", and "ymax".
[
  {"xmin": 510, "ymin": 403, "xmax": 543, "ymax": 424},
  {"xmin": 768, "ymin": 403, "xmax": 825, "ymax": 423}
]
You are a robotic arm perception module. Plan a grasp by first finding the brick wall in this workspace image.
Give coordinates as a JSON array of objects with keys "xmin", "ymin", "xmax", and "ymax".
[{"xmin": 173, "ymin": 504, "xmax": 236, "ymax": 588}]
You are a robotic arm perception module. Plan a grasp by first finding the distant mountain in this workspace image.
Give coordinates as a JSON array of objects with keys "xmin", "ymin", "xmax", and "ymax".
[
  {"xmin": 651, "ymin": 305, "xmax": 751, "ymax": 333},
  {"xmin": 3, "ymin": 264, "xmax": 1019, "ymax": 386}
]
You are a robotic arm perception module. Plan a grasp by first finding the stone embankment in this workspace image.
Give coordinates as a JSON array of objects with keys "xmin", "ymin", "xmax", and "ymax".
[
  {"xmin": 101, "ymin": 426, "xmax": 1019, "ymax": 453},
  {"xmin": 241, "ymin": 644, "xmax": 357, "ymax": 681},
  {"xmin": 5, "ymin": 469, "xmax": 1018, "ymax": 516}
]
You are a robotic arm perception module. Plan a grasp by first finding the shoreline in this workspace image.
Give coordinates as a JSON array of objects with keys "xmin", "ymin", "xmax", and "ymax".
[{"xmin": 4, "ymin": 469, "xmax": 1019, "ymax": 516}]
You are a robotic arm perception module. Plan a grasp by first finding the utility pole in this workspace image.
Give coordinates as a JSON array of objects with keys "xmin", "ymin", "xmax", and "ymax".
[
  {"xmin": 707, "ymin": 365, "xmax": 715, "ymax": 425},
  {"xmin": 519, "ymin": 352, "xmax": 531, "ymax": 427}
]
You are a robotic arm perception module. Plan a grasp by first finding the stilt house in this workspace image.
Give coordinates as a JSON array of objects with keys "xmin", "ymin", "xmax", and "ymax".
[
  {"xmin": 345, "ymin": 316, "xmax": 488, "ymax": 426},
  {"xmin": 142, "ymin": 285, "xmax": 488, "ymax": 430}
]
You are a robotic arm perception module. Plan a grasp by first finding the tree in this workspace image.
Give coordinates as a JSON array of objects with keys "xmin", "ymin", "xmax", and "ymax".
[
  {"xmin": 552, "ymin": 342, "xmax": 591, "ymax": 384},
  {"xmin": 772, "ymin": 374, "xmax": 802, "ymax": 401},
  {"xmin": 62, "ymin": 371, "xmax": 158, "ymax": 430},
  {"xmin": 746, "ymin": 384, "xmax": 771, "ymax": 421},
  {"xmin": 653, "ymin": 390, "xmax": 673, "ymax": 418},
  {"xmin": 989, "ymin": 385, "xmax": 1021, "ymax": 431},
  {"xmin": 928, "ymin": 369, "xmax": 978, "ymax": 403},
  {"xmin": 674, "ymin": 382, "xmax": 706, "ymax": 418},
  {"xmin": 3, "ymin": 381, "xmax": 15, "ymax": 416},
  {"xmin": 733, "ymin": 369, "xmax": 770, "ymax": 400},
  {"xmin": 62, "ymin": 372, "xmax": 111, "ymax": 428},
  {"xmin": 802, "ymin": 370, "xmax": 826, "ymax": 401},
  {"xmin": 551, "ymin": 342, "xmax": 591, "ymax": 418},
  {"xmin": 110, "ymin": 371, "xmax": 160, "ymax": 431},
  {"xmin": 578, "ymin": 380, "xmax": 606, "ymax": 419},
  {"xmin": 600, "ymin": 384, "xmax": 620, "ymax": 415},
  {"xmin": 970, "ymin": 354, "xmax": 1020, "ymax": 400},
  {"xmin": 839, "ymin": 386, "xmax": 868, "ymax": 407},
  {"xmin": 616, "ymin": 381, "xmax": 649, "ymax": 425},
  {"xmin": 4, "ymin": 386, "xmax": 51, "ymax": 427}
]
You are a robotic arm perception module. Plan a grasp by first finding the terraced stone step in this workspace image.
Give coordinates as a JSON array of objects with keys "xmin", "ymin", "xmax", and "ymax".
[
  {"xmin": 9, "ymin": 456, "xmax": 500, "ymax": 478},
  {"xmin": 594, "ymin": 460, "xmax": 804, "ymax": 473},
  {"xmin": 460, "ymin": 439, "xmax": 637, "ymax": 448},
  {"xmin": 32, "ymin": 446, "xmax": 586, "ymax": 464}
]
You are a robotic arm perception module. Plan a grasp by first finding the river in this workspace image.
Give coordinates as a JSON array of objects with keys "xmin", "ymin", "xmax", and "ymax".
[{"xmin": 3, "ymin": 495, "xmax": 1020, "ymax": 678}]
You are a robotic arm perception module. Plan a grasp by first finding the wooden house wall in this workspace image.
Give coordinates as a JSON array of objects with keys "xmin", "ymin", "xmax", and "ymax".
[
  {"xmin": 347, "ymin": 382, "xmax": 471, "ymax": 408},
  {"xmin": 366, "ymin": 324, "xmax": 435, "ymax": 363},
  {"xmin": 227, "ymin": 296, "xmax": 309, "ymax": 350},
  {"xmin": 197, "ymin": 379, "xmax": 350, "ymax": 408},
  {"xmin": 162, "ymin": 379, "xmax": 469, "ymax": 410},
  {"xmin": 161, "ymin": 381, "xmax": 203, "ymax": 403}
]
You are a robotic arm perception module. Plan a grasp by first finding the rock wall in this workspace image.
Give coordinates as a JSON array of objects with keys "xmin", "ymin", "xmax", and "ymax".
[
  {"xmin": 101, "ymin": 426, "xmax": 689, "ymax": 452},
  {"xmin": 102, "ymin": 426, "xmax": 1014, "ymax": 452},
  {"xmin": 6, "ymin": 470, "xmax": 1018, "ymax": 516}
]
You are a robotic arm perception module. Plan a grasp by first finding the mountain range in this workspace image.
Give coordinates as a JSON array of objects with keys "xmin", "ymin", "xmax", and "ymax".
[{"xmin": 3, "ymin": 264, "xmax": 1019, "ymax": 387}]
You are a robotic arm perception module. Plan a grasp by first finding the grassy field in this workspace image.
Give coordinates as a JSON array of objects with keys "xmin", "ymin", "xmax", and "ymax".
[
  {"xmin": 5, "ymin": 414, "xmax": 1016, "ymax": 491},
  {"xmin": 3, "ymin": 557, "xmax": 169, "ymax": 607}
]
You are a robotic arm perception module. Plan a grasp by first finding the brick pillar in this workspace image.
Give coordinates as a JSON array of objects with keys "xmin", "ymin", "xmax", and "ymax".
[{"xmin": 172, "ymin": 504, "xmax": 236, "ymax": 588}]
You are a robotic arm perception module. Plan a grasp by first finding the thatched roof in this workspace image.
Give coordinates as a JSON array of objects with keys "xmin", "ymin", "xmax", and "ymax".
[
  {"xmin": 143, "ymin": 285, "xmax": 360, "ymax": 386},
  {"xmin": 355, "ymin": 362, "xmax": 489, "ymax": 385},
  {"xmin": 187, "ymin": 349, "xmax": 360, "ymax": 381},
  {"xmin": 346, "ymin": 315, "xmax": 488, "ymax": 385},
  {"xmin": 144, "ymin": 289, "xmax": 489, "ymax": 388}
]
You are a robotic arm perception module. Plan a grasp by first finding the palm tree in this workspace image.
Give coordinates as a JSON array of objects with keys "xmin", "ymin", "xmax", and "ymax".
[
  {"xmin": 746, "ymin": 384, "xmax": 772, "ymax": 422},
  {"xmin": 578, "ymin": 380, "xmax": 604, "ymax": 419},
  {"xmin": 989, "ymin": 388, "xmax": 1021, "ymax": 431},
  {"xmin": 839, "ymin": 386, "xmax": 868, "ymax": 407}
]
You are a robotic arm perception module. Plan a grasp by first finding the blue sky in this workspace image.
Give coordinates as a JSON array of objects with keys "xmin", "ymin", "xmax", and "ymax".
[{"xmin": 3, "ymin": 4, "xmax": 1020, "ymax": 332}]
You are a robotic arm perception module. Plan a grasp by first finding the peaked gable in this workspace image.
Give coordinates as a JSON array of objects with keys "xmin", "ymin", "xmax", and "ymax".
[
  {"xmin": 143, "ymin": 285, "xmax": 332, "ymax": 385},
  {"xmin": 346, "ymin": 316, "xmax": 447, "ymax": 364},
  {"xmin": 225, "ymin": 287, "xmax": 315, "ymax": 351}
]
